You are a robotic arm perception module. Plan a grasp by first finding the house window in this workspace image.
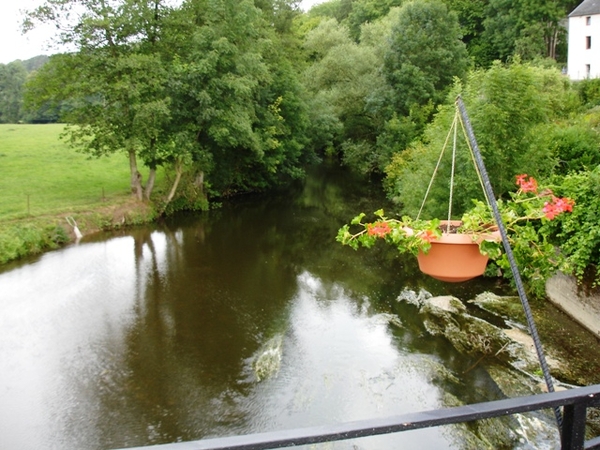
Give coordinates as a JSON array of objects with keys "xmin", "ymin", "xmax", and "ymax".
[
  {"xmin": 586, "ymin": 64, "xmax": 591, "ymax": 78},
  {"xmin": 586, "ymin": 16, "xmax": 591, "ymax": 25},
  {"xmin": 586, "ymin": 36, "xmax": 592, "ymax": 49}
]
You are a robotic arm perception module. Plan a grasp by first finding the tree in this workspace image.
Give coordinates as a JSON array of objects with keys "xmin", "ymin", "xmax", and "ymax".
[
  {"xmin": 0, "ymin": 62, "xmax": 27, "ymax": 123},
  {"xmin": 24, "ymin": 0, "xmax": 176, "ymax": 201},
  {"xmin": 383, "ymin": 0, "xmax": 469, "ymax": 116},
  {"xmin": 482, "ymin": 0, "xmax": 579, "ymax": 63},
  {"xmin": 302, "ymin": 18, "xmax": 390, "ymax": 173},
  {"xmin": 254, "ymin": 0, "xmax": 302, "ymax": 34},
  {"xmin": 343, "ymin": 0, "xmax": 404, "ymax": 40},
  {"xmin": 160, "ymin": 0, "xmax": 311, "ymax": 198},
  {"xmin": 441, "ymin": 0, "xmax": 496, "ymax": 67},
  {"xmin": 384, "ymin": 61, "xmax": 578, "ymax": 218}
]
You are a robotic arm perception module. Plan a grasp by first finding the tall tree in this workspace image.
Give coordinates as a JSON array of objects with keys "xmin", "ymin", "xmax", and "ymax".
[
  {"xmin": 482, "ymin": 0, "xmax": 579, "ymax": 63},
  {"xmin": 24, "ymin": 0, "xmax": 176, "ymax": 201},
  {"xmin": 159, "ymin": 0, "xmax": 311, "ymax": 197},
  {"xmin": 302, "ymin": 18, "xmax": 390, "ymax": 173},
  {"xmin": 441, "ymin": 0, "xmax": 495, "ymax": 67},
  {"xmin": 0, "ymin": 62, "xmax": 27, "ymax": 123},
  {"xmin": 383, "ymin": 0, "xmax": 469, "ymax": 116},
  {"xmin": 344, "ymin": 0, "xmax": 404, "ymax": 40}
]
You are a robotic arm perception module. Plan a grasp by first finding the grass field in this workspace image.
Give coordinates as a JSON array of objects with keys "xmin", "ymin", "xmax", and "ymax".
[{"xmin": 0, "ymin": 124, "xmax": 161, "ymax": 220}]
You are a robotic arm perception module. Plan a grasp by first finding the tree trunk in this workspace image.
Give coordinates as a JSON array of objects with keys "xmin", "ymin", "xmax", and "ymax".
[
  {"xmin": 194, "ymin": 170, "xmax": 205, "ymax": 198},
  {"xmin": 129, "ymin": 149, "xmax": 143, "ymax": 201},
  {"xmin": 545, "ymin": 23, "xmax": 559, "ymax": 60},
  {"xmin": 166, "ymin": 159, "xmax": 184, "ymax": 204},
  {"xmin": 144, "ymin": 167, "xmax": 156, "ymax": 201}
]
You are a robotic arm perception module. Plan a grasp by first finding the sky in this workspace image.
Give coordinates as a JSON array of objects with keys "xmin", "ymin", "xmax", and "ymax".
[
  {"xmin": 0, "ymin": 0, "xmax": 57, "ymax": 64},
  {"xmin": 0, "ymin": 0, "xmax": 324, "ymax": 65}
]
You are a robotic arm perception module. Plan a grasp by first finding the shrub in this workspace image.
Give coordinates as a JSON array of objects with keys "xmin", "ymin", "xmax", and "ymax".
[
  {"xmin": 576, "ymin": 78, "xmax": 600, "ymax": 108},
  {"xmin": 546, "ymin": 167, "xmax": 600, "ymax": 285},
  {"xmin": 0, "ymin": 223, "xmax": 72, "ymax": 264}
]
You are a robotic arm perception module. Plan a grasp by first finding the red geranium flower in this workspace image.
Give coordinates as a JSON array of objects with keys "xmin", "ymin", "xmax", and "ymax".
[
  {"xmin": 543, "ymin": 196, "xmax": 575, "ymax": 219},
  {"xmin": 367, "ymin": 221, "xmax": 392, "ymax": 238},
  {"xmin": 419, "ymin": 229, "xmax": 438, "ymax": 243},
  {"xmin": 515, "ymin": 174, "xmax": 538, "ymax": 193}
]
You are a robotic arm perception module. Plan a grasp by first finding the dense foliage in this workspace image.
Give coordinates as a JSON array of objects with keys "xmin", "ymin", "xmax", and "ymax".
[
  {"xmin": 385, "ymin": 61, "xmax": 580, "ymax": 217},
  {"xmin": 0, "ymin": 62, "xmax": 27, "ymax": 123},
  {"xmin": 23, "ymin": 0, "xmax": 311, "ymax": 206},
  {"xmin": 8, "ymin": 0, "xmax": 600, "ymax": 287},
  {"xmin": 545, "ymin": 168, "xmax": 600, "ymax": 283},
  {"xmin": 383, "ymin": 0, "xmax": 469, "ymax": 116}
]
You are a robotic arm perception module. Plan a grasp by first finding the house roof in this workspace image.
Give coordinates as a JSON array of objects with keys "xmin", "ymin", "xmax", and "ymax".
[{"xmin": 569, "ymin": 0, "xmax": 600, "ymax": 17}]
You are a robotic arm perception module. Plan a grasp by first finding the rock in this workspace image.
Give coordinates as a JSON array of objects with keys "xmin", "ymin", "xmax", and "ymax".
[
  {"xmin": 419, "ymin": 296, "xmax": 509, "ymax": 356},
  {"xmin": 425, "ymin": 295, "xmax": 467, "ymax": 314},
  {"xmin": 395, "ymin": 288, "xmax": 432, "ymax": 307}
]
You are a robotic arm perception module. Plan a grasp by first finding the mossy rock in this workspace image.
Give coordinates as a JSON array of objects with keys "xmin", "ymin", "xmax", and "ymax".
[
  {"xmin": 420, "ymin": 296, "xmax": 511, "ymax": 356},
  {"xmin": 469, "ymin": 292, "xmax": 526, "ymax": 323},
  {"xmin": 443, "ymin": 391, "xmax": 519, "ymax": 449}
]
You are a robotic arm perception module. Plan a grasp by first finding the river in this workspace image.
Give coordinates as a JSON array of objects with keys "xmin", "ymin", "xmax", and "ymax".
[{"xmin": 0, "ymin": 164, "xmax": 557, "ymax": 449}]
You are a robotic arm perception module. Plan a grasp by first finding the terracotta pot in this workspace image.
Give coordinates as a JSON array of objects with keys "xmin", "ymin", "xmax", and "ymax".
[{"xmin": 416, "ymin": 220, "xmax": 501, "ymax": 283}]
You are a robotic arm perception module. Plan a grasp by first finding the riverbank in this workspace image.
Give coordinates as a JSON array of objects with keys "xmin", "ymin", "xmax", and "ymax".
[
  {"xmin": 410, "ymin": 289, "xmax": 600, "ymax": 441},
  {"xmin": 0, "ymin": 198, "xmax": 157, "ymax": 265},
  {"xmin": 0, "ymin": 123, "xmax": 162, "ymax": 265}
]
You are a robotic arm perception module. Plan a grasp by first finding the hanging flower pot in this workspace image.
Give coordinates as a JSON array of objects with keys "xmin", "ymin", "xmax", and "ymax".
[{"xmin": 416, "ymin": 221, "xmax": 500, "ymax": 282}]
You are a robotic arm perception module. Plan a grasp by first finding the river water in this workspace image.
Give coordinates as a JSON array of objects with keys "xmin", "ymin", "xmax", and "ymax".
[{"xmin": 0, "ymin": 164, "xmax": 555, "ymax": 449}]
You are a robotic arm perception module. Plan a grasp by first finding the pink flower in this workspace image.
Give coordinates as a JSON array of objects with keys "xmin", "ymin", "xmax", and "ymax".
[
  {"xmin": 419, "ymin": 229, "xmax": 437, "ymax": 243},
  {"xmin": 543, "ymin": 201, "xmax": 559, "ymax": 220},
  {"xmin": 515, "ymin": 174, "xmax": 538, "ymax": 193},
  {"xmin": 367, "ymin": 221, "xmax": 392, "ymax": 238},
  {"xmin": 554, "ymin": 197, "xmax": 574, "ymax": 213},
  {"xmin": 543, "ymin": 196, "xmax": 575, "ymax": 219}
]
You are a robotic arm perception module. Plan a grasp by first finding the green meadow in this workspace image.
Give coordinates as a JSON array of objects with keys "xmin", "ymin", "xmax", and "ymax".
[
  {"xmin": 0, "ymin": 124, "xmax": 159, "ymax": 220},
  {"xmin": 0, "ymin": 124, "xmax": 165, "ymax": 264}
]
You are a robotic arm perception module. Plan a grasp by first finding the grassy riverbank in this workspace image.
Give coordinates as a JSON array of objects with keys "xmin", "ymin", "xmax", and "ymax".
[{"xmin": 0, "ymin": 124, "xmax": 161, "ymax": 264}]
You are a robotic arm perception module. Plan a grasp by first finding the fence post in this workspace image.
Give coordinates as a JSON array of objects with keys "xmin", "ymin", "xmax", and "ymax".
[{"xmin": 561, "ymin": 402, "xmax": 587, "ymax": 449}]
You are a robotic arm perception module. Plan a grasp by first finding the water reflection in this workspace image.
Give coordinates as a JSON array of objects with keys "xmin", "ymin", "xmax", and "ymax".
[
  {"xmin": 242, "ymin": 272, "xmax": 457, "ymax": 449},
  {"xmin": 0, "ymin": 237, "xmax": 139, "ymax": 449},
  {"xmin": 0, "ymin": 165, "xmax": 524, "ymax": 449}
]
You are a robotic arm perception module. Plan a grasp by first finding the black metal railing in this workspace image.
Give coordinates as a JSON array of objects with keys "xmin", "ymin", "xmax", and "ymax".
[{"xmin": 117, "ymin": 383, "xmax": 600, "ymax": 450}]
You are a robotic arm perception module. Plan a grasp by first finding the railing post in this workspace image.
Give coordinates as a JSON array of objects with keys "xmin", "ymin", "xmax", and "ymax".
[{"xmin": 561, "ymin": 403, "xmax": 587, "ymax": 449}]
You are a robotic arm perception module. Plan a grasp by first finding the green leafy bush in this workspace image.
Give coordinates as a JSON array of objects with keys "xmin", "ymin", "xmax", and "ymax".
[
  {"xmin": 545, "ymin": 168, "xmax": 600, "ymax": 285},
  {"xmin": 385, "ymin": 61, "xmax": 578, "ymax": 217},
  {"xmin": 529, "ymin": 121, "xmax": 600, "ymax": 175},
  {"xmin": 0, "ymin": 223, "xmax": 67, "ymax": 264},
  {"xmin": 576, "ymin": 78, "xmax": 600, "ymax": 108}
]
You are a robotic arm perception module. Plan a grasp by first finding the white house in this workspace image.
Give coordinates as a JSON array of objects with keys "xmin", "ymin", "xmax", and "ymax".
[{"xmin": 568, "ymin": 0, "xmax": 600, "ymax": 80}]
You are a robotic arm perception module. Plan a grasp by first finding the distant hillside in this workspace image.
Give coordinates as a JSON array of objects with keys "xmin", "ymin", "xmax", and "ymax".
[
  {"xmin": 2, "ymin": 55, "xmax": 49, "ymax": 71},
  {"xmin": 0, "ymin": 54, "xmax": 53, "ymax": 123},
  {"xmin": 21, "ymin": 55, "xmax": 50, "ymax": 72}
]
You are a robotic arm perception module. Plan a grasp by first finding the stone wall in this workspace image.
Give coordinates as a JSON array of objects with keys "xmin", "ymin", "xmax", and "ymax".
[{"xmin": 546, "ymin": 272, "xmax": 600, "ymax": 338}]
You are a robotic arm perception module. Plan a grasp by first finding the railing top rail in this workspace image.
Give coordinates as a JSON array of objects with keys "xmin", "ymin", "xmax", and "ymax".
[{"xmin": 114, "ymin": 384, "xmax": 600, "ymax": 450}]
